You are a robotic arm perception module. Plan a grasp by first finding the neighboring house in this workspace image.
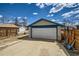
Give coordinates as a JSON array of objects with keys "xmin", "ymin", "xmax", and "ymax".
[
  {"xmin": 28, "ymin": 18, "xmax": 64, "ymax": 41},
  {"xmin": 18, "ymin": 26, "xmax": 26, "ymax": 34},
  {"xmin": 17, "ymin": 21, "xmax": 27, "ymax": 34},
  {"xmin": 0, "ymin": 24, "xmax": 18, "ymax": 37}
]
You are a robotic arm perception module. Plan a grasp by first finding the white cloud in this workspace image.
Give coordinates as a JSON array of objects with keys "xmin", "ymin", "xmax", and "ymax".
[
  {"xmin": 35, "ymin": 3, "xmax": 58, "ymax": 9},
  {"xmin": 44, "ymin": 3, "xmax": 53, "ymax": 6},
  {"xmin": 33, "ymin": 12, "xmax": 38, "ymax": 15},
  {"xmin": 17, "ymin": 17, "xmax": 21, "ymax": 19},
  {"xmin": 36, "ymin": 3, "xmax": 53, "ymax": 9},
  {"xmin": 46, "ymin": 14, "xmax": 53, "ymax": 17},
  {"xmin": 74, "ymin": 10, "xmax": 79, "ymax": 14},
  {"xmin": 52, "ymin": 3, "xmax": 58, "ymax": 6},
  {"xmin": 75, "ymin": 15, "xmax": 79, "ymax": 18},
  {"xmin": 0, "ymin": 15, "xmax": 3, "ymax": 18},
  {"xmin": 49, "ymin": 3, "xmax": 66, "ymax": 13},
  {"xmin": 62, "ymin": 7, "xmax": 79, "ymax": 18},
  {"xmin": 36, "ymin": 3, "xmax": 40, "ymax": 6},
  {"xmin": 51, "ymin": 19, "xmax": 56, "ymax": 22},
  {"xmin": 35, "ymin": 3, "xmax": 79, "ymax": 14},
  {"xmin": 66, "ymin": 3, "xmax": 78, "ymax": 8},
  {"xmin": 62, "ymin": 11, "xmax": 73, "ymax": 18},
  {"xmin": 73, "ymin": 7, "xmax": 79, "ymax": 11},
  {"xmin": 39, "ymin": 4, "xmax": 44, "ymax": 8},
  {"xmin": 49, "ymin": 3, "xmax": 79, "ymax": 14},
  {"xmin": 46, "ymin": 14, "xmax": 50, "ymax": 17},
  {"xmin": 36, "ymin": 3, "xmax": 44, "ymax": 8},
  {"xmin": 8, "ymin": 20, "xmax": 14, "ymax": 23},
  {"xmin": 58, "ymin": 22, "xmax": 64, "ymax": 24},
  {"xmin": 24, "ymin": 16, "xmax": 27, "ymax": 19},
  {"xmin": 51, "ymin": 14, "xmax": 53, "ymax": 16}
]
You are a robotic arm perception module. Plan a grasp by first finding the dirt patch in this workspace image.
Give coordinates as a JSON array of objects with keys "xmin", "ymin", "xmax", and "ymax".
[
  {"xmin": 0, "ymin": 34, "xmax": 28, "ymax": 46},
  {"xmin": 40, "ymin": 48, "xmax": 49, "ymax": 56},
  {"xmin": 0, "ymin": 37, "xmax": 19, "ymax": 46}
]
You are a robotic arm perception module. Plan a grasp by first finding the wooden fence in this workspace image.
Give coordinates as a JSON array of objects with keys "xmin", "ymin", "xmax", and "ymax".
[
  {"xmin": 61, "ymin": 29, "xmax": 79, "ymax": 51},
  {"xmin": 0, "ymin": 27, "xmax": 18, "ymax": 39}
]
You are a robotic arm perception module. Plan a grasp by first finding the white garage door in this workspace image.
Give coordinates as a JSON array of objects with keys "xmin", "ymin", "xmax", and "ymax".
[{"xmin": 32, "ymin": 28, "xmax": 57, "ymax": 39}]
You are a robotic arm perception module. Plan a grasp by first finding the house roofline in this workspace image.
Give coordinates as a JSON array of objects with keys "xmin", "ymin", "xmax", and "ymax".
[{"xmin": 28, "ymin": 18, "xmax": 64, "ymax": 27}]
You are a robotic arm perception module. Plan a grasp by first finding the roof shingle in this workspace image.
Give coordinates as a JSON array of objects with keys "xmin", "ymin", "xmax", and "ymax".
[{"xmin": 0, "ymin": 24, "xmax": 18, "ymax": 28}]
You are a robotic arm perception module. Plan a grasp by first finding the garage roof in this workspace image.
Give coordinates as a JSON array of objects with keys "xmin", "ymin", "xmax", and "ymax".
[{"xmin": 28, "ymin": 18, "xmax": 64, "ymax": 27}]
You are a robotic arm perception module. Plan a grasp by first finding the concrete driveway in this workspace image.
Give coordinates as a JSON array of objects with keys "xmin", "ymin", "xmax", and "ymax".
[{"xmin": 0, "ymin": 39, "xmax": 68, "ymax": 56}]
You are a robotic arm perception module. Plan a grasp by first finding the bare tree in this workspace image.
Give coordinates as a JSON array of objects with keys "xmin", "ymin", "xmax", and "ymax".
[
  {"xmin": 23, "ymin": 17, "xmax": 27, "ymax": 27},
  {"xmin": 15, "ymin": 17, "xmax": 19, "ymax": 26},
  {"xmin": 0, "ymin": 16, "xmax": 5, "ymax": 24}
]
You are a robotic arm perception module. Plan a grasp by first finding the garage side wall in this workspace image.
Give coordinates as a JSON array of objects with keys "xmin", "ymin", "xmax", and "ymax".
[
  {"xmin": 29, "ymin": 27, "xmax": 32, "ymax": 38},
  {"xmin": 58, "ymin": 26, "xmax": 61, "ymax": 41}
]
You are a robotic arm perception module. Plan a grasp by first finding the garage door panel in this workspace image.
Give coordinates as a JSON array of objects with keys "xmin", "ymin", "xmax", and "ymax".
[{"xmin": 32, "ymin": 28, "xmax": 56, "ymax": 39}]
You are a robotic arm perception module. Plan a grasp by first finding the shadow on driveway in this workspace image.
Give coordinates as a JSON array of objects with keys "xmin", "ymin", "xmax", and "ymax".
[
  {"xmin": 56, "ymin": 42, "xmax": 70, "ymax": 56},
  {"xmin": 18, "ymin": 36, "xmax": 57, "ymax": 42}
]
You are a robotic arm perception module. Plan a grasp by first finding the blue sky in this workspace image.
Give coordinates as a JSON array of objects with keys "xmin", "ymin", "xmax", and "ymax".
[{"xmin": 0, "ymin": 3, "xmax": 79, "ymax": 25}]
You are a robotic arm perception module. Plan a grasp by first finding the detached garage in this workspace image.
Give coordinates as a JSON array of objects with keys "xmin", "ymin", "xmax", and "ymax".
[{"xmin": 29, "ymin": 18, "xmax": 64, "ymax": 40}]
